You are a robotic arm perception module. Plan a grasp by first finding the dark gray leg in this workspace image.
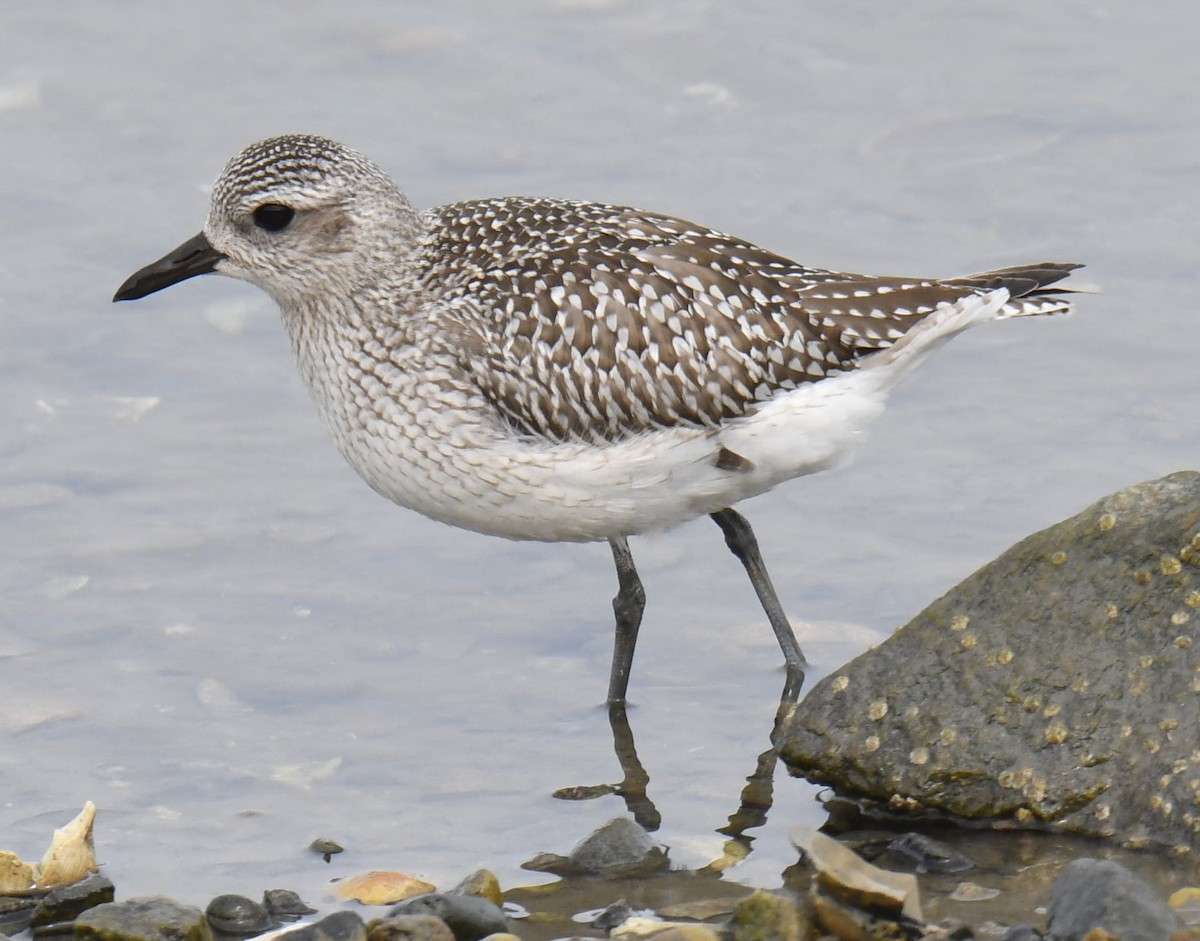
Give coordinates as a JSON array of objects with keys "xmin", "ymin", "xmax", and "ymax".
[
  {"xmin": 607, "ymin": 536, "xmax": 646, "ymax": 704},
  {"xmin": 710, "ymin": 508, "xmax": 807, "ymax": 692}
]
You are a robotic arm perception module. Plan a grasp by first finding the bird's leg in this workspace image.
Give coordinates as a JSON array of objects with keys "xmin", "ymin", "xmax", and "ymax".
[
  {"xmin": 607, "ymin": 536, "xmax": 646, "ymax": 704},
  {"xmin": 710, "ymin": 508, "xmax": 807, "ymax": 693}
]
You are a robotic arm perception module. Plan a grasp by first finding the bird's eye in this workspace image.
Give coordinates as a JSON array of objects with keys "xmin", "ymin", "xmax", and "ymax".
[{"xmin": 252, "ymin": 203, "xmax": 296, "ymax": 232}]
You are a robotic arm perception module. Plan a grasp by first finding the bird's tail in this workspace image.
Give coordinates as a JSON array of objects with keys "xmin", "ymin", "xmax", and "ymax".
[{"xmin": 945, "ymin": 262, "xmax": 1085, "ymax": 318}]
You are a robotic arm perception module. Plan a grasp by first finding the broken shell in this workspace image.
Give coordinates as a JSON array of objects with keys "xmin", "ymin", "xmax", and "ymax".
[
  {"xmin": 0, "ymin": 803, "xmax": 98, "ymax": 893},
  {"xmin": 0, "ymin": 851, "xmax": 36, "ymax": 894},
  {"xmin": 791, "ymin": 826, "xmax": 922, "ymax": 921},
  {"xmin": 35, "ymin": 802, "xmax": 98, "ymax": 889}
]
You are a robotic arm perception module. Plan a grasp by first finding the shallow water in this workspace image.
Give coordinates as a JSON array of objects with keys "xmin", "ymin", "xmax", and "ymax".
[{"xmin": 1, "ymin": 0, "xmax": 1198, "ymax": 913}]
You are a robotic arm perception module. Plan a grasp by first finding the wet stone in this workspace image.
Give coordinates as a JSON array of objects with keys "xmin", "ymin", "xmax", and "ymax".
[
  {"xmin": 809, "ymin": 883, "xmax": 923, "ymax": 941},
  {"xmin": 1002, "ymin": 926, "xmax": 1043, "ymax": 941},
  {"xmin": 0, "ymin": 896, "xmax": 38, "ymax": 936},
  {"xmin": 367, "ymin": 913, "xmax": 455, "ymax": 941},
  {"xmin": 387, "ymin": 893, "xmax": 508, "ymax": 941},
  {"xmin": 205, "ymin": 895, "xmax": 271, "ymax": 937},
  {"xmin": 448, "ymin": 870, "xmax": 502, "ymax": 907},
  {"xmin": 75, "ymin": 897, "xmax": 214, "ymax": 941},
  {"xmin": 525, "ymin": 817, "xmax": 669, "ymax": 878},
  {"xmin": 310, "ymin": 838, "xmax": 344, "ymax": 863},
  {"xmin": 30, "ymin": 872, "xmax": 114, "ymax": 928},
  {"xmin": 262, "ymin": 889, "xmax": 316, "ymax": 922},
  {"xmin": 284, "ymin": 911, "xmax": 367, "ymax": 941},
  {"xmin": 1046, "ymin": 859, "xmax": 1180, "ymax": 941},
  {"xmin": 728, "ymin": 889, "xmax": 808, "ymax": 941},
  {"xmin": 781, "ymin": 472, "xmax": 1200, "ymax": 851},
  {"xmin": 876, "ymin": 834, "xmax": 973, "ymax": 875}
]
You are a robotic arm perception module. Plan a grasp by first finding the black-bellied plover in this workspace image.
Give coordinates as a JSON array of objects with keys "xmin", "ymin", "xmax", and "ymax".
[{"xmin": 114, "ymin": 134, "xmax": 1081, "ymax": 703}]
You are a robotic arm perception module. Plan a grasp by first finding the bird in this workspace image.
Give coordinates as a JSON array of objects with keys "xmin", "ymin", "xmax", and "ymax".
[{"xmin": 114, "ymin": 133, "xmax": 1081, "ymax": 704}]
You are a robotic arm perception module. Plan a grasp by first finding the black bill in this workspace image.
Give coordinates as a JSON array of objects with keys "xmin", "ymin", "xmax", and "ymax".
[{"xmin": 113, "ymin": 231, "xmax": 226, "ymax": 301}]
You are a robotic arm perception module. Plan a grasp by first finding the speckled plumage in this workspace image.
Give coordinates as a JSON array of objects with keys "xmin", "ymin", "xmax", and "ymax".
[{"xmin": 115, "ymin": 133, "xmax": 1082, "ymax": 700}]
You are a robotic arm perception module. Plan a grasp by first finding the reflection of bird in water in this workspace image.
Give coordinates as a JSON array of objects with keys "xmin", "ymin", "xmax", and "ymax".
[{"xmin": 115, "ymin": 134, "xmax": 1081, "ymax": 702}]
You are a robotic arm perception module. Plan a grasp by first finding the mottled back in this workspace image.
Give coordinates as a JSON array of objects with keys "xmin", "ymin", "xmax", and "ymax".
[{"xmin": 419, "ymin": 197, "xmax": 1075, "ymax": 443}]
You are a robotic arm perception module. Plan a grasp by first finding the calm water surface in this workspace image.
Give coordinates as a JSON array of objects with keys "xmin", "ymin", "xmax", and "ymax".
[{"xmin": 1, "ymin": 0, "xmax": 1197, "ymax": 907}]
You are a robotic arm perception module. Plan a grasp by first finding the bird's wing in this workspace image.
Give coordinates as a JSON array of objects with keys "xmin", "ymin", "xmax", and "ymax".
[{"xmin": 422, "ymin": 197, "xmax": 1073, "ymax": 443}]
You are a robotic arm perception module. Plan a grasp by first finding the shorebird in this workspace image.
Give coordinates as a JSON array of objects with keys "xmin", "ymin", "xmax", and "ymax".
[{"xmin": 114, "ymin": 134, "xmax": 1080, "ymax": 703}]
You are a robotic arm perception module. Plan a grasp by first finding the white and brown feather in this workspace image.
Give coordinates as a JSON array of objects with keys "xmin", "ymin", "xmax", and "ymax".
[{"xmin": 416, "ymin": 196, "xmax": 1077, "ymax": 444}]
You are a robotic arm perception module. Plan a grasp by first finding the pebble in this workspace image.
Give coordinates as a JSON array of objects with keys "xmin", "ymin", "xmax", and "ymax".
[
  {"xmin": 30, "ymin": 872, "xmax": 115, "ymax": 934},
  {"xmin": 262, "ymin": 889, "xmax": 317, "ymax": 922},
  {"xmin": 75, "ymin": 897, "xmax": 211, "ymax": 941},
  {"xmin": 879, "ymin": 833, "xmax": 973, "ymax": 874},
  {"xmin": 950, "ymin": 883, "xmax": 1001, "ymax": 903},
  {"xmin": 1046, "ymin": 859, "xmax": 1181, "ymax": 941},
  {"xmin": 387, "ymin": 893, "xmax": 508, "ymax": 941},
  {"xmin": 728, "ymin": 889, "xmax": 808, "ymax": 941},
  {"xmin": 570, "ymin": 817, "xmax": 666, "ymax": 875},
  {"xmin": 523, "ymin": 817, "xmax": 668, "ymax": 877},
  {"xmin": 448, "ymin": 871, "xmax": 502, "ymax": 907},
  {"xmin": 282, "ymin": 911, "xmax": 367, "ymax": 941},
  {"xmin": 367, "ymin": 913, "xmax": 455, "ymax": 941},
  {"xmin": 309, "ymin": 839, "xmax": 344, "ymax": 863},
  {"xmin": 205, "ymin": 894, "xmax": 271, "ymax": 936},
  {"xmin": 0, "ymin": 897, "xmax": 37, "ymax": 936}
]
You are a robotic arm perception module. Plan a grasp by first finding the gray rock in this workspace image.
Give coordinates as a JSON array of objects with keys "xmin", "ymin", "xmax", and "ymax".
[
  {"xmin": 30, "ymin": 872, "xmax": 115, "ymax": 929},
  {"xmin": 1046, "ymin": 858, "xmax": 1181, "ymax": 941},
  {"xmin": 262, "ymin": 889, "xmax": 316, "ymax": 922},
  {"xmin": 1002, "ymin": 926, "xmax": 1042, "ymax": 941},
  {"xmin": 386, "ymin": 894, "xmax": 507, "ymax": 941},
  {"xmin": 521, "ymin": 816, "xmax": 669, "ymax": 877},
  {"xmin": 875, "ymin": 833, "xmax": 972, "ymax": 874},
  {"xmin": 0, "ymin": 896, "xmax": 38, "ymax": 936},
  {"xmin": 204, "ymin": 895, "xmax": 271, "ymax": 936},
  {"xmin": 282, "ymin": 911, "xmax": 367, "ymax": 941},
  {"xmin": 75, "ymin": 897, "xmax": 213, "ymax": 941},
  {"xmin": 781, "ymin": 472, "xmax": 1200, "ymax": 850},
  {"xmin": 569, "ymin": 817, "xmax": 668, "ymax": 876}
]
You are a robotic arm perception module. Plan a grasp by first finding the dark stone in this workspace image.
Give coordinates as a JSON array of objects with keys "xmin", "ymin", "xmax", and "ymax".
[
  {"xmin": 282, "ymin": 911, "xmax": 367, "ymax": 941},
  {"xmin": 781, "ymin": 472, "xmax": 1200, "ymax": 850},
  {"xmin": 309, "ymin": 838, "xmax": 344, "ymax": 863},
  {"xmin": 262, "ymin": 889, "xmax": 316, "ymax": 922},
  {"xmin": 1004, "ymin": 926, "xmax": 1043, "ymax": 941},
  {"xmin": 29, "ymin": 873, "xmax": 115, "ymax": 930},
  {"xmin": 0, "ymin": 896, "xmax": 38, "ymax": 936},
  {"xmin": 75, "ymin": 897, "xmax": 213, "ymax": 941},
  {"xmin": 1046, "ymin": 858, "xmax": 1180, "ymax": 941},
  {"xmin": 386, "ymin": 893, "xmax": 507, "ymax": 941},
  {"xmin": 875, "ymin": 833, "xmax": 973, "ymax": 874},
  {"xmin": 205, "ymin": 895, "xmax": 271, "ymax": 936}
]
